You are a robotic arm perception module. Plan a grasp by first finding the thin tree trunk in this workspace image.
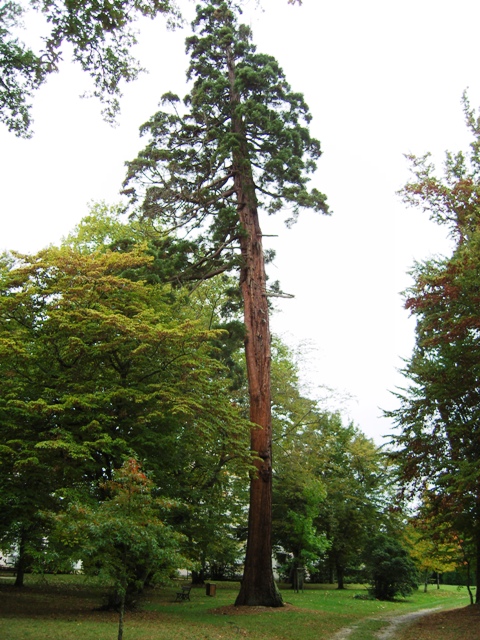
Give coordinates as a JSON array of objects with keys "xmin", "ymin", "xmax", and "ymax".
[
  {"xmin": 14, "ymin": 529, "xmax": 27, "ymax": 588},
  {"xmin": 226, "ymin": 46, "xmax": 282, "ymax": 608},
  {"xmin": 327, "ymin": 552, "xmax": 334, "ymax": 584},
  {"xmin": 118, "ymin": 591, "xmax": 125, "ymax": 640},
  {"xmin": 466, "ymin": 559, "xmax": 474, "ymax": 606},
  {"xmin": 336, "ymin": 560, "xmax": 345, "ymax": 590},
  {"xmin": 476, "ymin": 524, "xmax": 480, "ymax": 604},
  {"xmin": 191, "ymin": 569, "xmax": 206, "ymax": 585}
]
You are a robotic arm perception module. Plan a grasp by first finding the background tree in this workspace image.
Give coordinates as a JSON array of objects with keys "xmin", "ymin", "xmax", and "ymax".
[
  {"xmin": 54, "ymin": 458, "xmax": 187, "ymax": 640},
  {"xmin": 269, "ymin": 339, "xmax": 329, "ymax": 583},
  {"xmin": 123, "ymin": 0, "xmax": 328, "ymax": 606},
  {"xmin": 387, "ymin": 94, "xmax": 480, "ymax": 601},
  {"xmin": 269, "ymin": 339, "xmax": 391, "ymax": 589},
  {"xmin": 64, "ymin": 205, "xmax": 253, "ymax": 582},
  {"xmin": 1, "ymin": 0, "xmax": 179, "ymax": 136},
  {"xmin": 272, "ymin": 460, "xmax": 328, "ymax": 584},
  {"xmin": 364, "ymin": 534, "xmax": 418, "ymax": 601},
  {"xmin": 313, "ymin": 418, "xmax": 390, "ymax": 589},
  {"xmin": 0, "ymin": 238, "xmax": 252, "ymax": 578},
  {"xmin": 272, "ymin": 367, "xmax": 390, "ymax": 591},
  {"xmin": 403, "ymin": 519, "xmax": 458, "ymax": 592}
]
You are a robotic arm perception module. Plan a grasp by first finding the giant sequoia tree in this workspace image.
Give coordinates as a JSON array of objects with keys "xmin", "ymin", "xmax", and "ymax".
[{"xmin": 123, "ymin": 0, "xmax": 328, "ymax": 606}]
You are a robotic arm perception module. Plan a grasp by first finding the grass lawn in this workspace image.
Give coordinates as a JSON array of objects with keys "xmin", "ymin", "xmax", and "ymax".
[{"xmin": 0, "ymin": 574, "xmax": 472, "ymax": 640}]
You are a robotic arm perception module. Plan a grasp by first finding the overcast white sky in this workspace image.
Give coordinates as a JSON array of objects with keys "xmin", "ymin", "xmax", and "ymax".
[{"xmin": 1, "ymin": 0, "xmax": 477, "ymax": 442}]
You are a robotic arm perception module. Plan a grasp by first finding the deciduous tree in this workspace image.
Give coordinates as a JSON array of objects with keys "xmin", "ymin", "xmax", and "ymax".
[
  {"xmin": 403, "ymin": 519, "xmax": 457, "ymax": 592},
  {"xmin": 268, "ymin": 339, "xmax": 390, "ymax": 589},
  {"xmin": 55, "ymin": 458, "xmax": 186, "ymax": 640},
  {"xmin": 0, "ymin": 240, "xmax": 251, "ymax": 576},
  {"xmin": 387, "ymin": 94, "xmax": 480, "ymax": 601},
  {"xmin": 313, "ymin": 419, "xmax": 388, "ymax": 589},
  {"xmin": 269, "ymin": 339, "xmax": 329, "ymax": 582},
  {"xmin": 1, "ymin": 0, "xmax": 179, "ymax": 136}
]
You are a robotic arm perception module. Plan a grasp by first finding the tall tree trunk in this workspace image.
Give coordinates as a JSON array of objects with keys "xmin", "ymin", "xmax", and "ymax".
[
  {"xmin": 14, "ymin": 528, "xmax": 28, "ymax": 588},
  {"xmin": 233, "ymin": 172, "xmax": 281, "ymax": 607},
  {"xmin": 227, "ymin": 48, "xmax": 282, "ymax": 608}
]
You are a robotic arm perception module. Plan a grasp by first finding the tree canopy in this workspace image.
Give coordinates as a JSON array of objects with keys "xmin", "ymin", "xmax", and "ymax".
[
  {"xmin": 123, "ymin": 0, "xmax": 327, "ymax": 282},
  {"xmin": 387, "ymin": 94, "xmax": 480, "ymax": 601},
  {"xmin": 0, "ymin": 227, "xmax": 253, "ymax": 582},
  {"xmin": 1, "ymin": 0, "xmax": 179, "ymax": 136}
]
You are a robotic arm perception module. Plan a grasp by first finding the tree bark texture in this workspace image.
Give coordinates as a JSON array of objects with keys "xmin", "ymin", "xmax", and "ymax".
[
  {"xmin": 226, "ymin": 48, "xmax": 282, "ymax": 608},
  {"xmin": 234, "ymin": 193, "xmax": 281, "ymax": 606}
]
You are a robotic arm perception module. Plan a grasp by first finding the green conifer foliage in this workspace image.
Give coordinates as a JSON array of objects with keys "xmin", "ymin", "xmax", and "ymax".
[{"xmin": 123, "ymin": 0, "xmax": 328, "ymax": 606}]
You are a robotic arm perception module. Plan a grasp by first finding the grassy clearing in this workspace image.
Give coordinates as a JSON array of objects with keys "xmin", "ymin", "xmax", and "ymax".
[{"xmin": 0, "ymin": 575, "xmax": 471, "ymax": 640}]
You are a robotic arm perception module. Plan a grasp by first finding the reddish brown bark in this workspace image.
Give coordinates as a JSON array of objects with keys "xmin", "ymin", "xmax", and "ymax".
[
  {"xmin": 234, "ymin": 190, "xmax": 281, "ymax": 606},
  {"xmin": 226, "ymin": 48, "xmax": 282, "ymax": 608}
]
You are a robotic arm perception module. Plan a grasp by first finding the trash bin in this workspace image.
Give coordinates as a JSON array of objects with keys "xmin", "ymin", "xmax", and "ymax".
[{"xmin": 206, "ymin": 583, "xmax": 216, "ymax": 596}]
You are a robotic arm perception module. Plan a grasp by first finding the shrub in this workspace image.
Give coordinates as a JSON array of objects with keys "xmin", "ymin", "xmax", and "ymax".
[{"xmin": 365, "ymin": 534, "xmax": 419, "ymax": 600}]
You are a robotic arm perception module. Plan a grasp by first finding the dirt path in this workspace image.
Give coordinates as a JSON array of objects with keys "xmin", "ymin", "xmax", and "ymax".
[
  {"xmin": 330, "ymin": 606, "xmax": 441, "ymax": 640},
  {"xmin": 374, "ymin": 607, "xmax": 440, "ymax": 639},
  {"xmin": 330, "ymin": 624, "xmax": 359, "ymax": 639}
]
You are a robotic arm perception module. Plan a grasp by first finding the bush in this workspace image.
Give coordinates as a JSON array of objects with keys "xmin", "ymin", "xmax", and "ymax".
[{"xmin": 364, "ymin": 534, "xmax": 419, "ymax": 600}]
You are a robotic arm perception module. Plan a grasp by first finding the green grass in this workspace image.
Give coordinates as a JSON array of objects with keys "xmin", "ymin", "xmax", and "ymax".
[{"xmin": 0, "ymin": 576, "xmax": 472, "ymax": 640}]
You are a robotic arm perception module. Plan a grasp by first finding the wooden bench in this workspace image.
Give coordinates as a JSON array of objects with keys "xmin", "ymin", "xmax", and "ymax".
[{"xmin": 174, "ymin": 585, "xmax": 192, "ymax": 601}]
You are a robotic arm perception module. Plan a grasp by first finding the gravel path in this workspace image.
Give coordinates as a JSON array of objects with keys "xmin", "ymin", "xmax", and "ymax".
[
  {"xmin": 330, "ymin": 625, "xmax": 359, "ymax": 639},
  {"xmin": 330, "ymin": 606, "xmax": 441, "ymax": 640},
  {"xmin": 374, "ymin": 607, "xmax": 441, "ymax": 638}
]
